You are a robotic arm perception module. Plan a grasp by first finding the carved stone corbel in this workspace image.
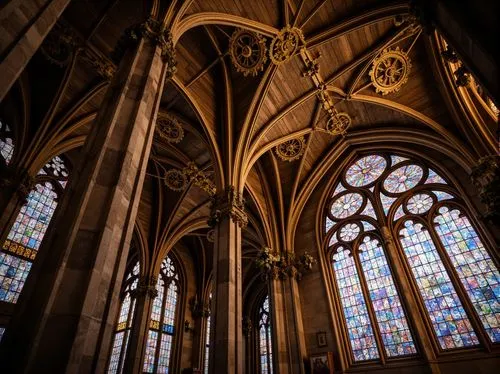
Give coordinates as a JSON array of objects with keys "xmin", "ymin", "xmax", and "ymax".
[
  {"xmin": 470, "ymin": 155, "xmax": 500, "ymax": 223},
  {"xmin": 112, "ymin": 17, "xmax": 177, "ymax": 78},
  {"xmin": 208, "ymin": 186, "xmax": 248, "ymax": 228},
  {"xmin": 132, "ymin": 275, "xmax": 158, "ymax": 298}
]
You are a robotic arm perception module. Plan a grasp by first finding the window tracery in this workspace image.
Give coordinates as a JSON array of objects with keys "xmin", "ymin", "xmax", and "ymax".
[
  {"xmin": 324, "ymin": 153, "xmax": 500, "ymax": 363},
  {"xmin": 0, "ymin": 155, "xmax": 69, "ymax": 303},
  {"xmin": 143, "ymin": 257, "xmax": 179, "ymax": 373},
  {"xmin": 259, "ymin": 295, "xmax": 273, "ymax": 374},
  {"xmin": 0, "ymin": 120, "xmax": 14, "ymax": 164},
  {"xmin": 108, "ymin": 262, "xmax": 140, "ymax": 374},
  {"xmin": 204, "ymin": 292, "xmax": 212, "ymax": 374}
]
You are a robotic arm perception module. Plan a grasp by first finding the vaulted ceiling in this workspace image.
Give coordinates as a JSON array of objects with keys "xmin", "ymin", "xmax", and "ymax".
[{"xmin": 3, "ymin": 0, "xmax": 496, "ymax": 296}]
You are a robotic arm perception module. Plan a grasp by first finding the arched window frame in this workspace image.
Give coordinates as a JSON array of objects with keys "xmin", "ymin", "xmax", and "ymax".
[
  {"xmin": 322, "ymin": 152, "xmax": 500, "ymax": 366},
  {"xmin": 143, "ymin": 256, "xmax": 181, "ymax": 374},
  {"xmin": 107, "ymin": 261, "xmax": 140, "ymax": 374},
  {"xmin": 0, "ymin": 119, "xmax": 15, "ymax": 165},
  {"xmin": 257, "ymin": 294, "xmax": 273, "ymax": 374},
  {"xmin": 0, "ymin": 155, "xmax": 70, "ymax": 304},
  {"xmin": 203, "ymin": 291, "xmax": 212, "ymax": 374}
]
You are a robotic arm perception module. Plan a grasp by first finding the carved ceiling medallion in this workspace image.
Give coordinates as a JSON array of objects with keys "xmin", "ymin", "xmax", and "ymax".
[
  {"xmin": 369, "ymin": 47, "xmax": 411, "ymax": 95},
  {"xmin": 156, "ymin": 115, "xmax": 184, "ymax": 143},
  {"xmin": 164, "ymin": 169, "xmax": 187, "ymax": 191},
  {"xmin": 326, "ymin": 112, "xmax": 351, "ymax": 135},
  {"xmin": 275, "ymin": 137, "xmax": 306, "ymax": 162},
  {"xmin": 229, "ymin": 29, "xmax": 267, "ymax": 76},
  {"xmin": 270, "ymin": 26, "xmax": 304, "ymax": 65}
]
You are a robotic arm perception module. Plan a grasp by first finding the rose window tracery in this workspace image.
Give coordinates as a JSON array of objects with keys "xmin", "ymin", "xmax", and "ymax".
[
  {"xmin": 383, "ymin": 164, "xmax": 423, "ymax": 193},
  {"xmin": 330, "ymin": 193, "xmax": 363, "ymax": 219},
  {"xmin": 345, "ymin": 155, "xmax": 387, "ymax": 187},
  {"xmin": 339, "ymin": 223, "xmax": 360, "ymax": 242},
  {"xmin": 406, "ymin": 193, "xmax": 433, "ymax": 214}
]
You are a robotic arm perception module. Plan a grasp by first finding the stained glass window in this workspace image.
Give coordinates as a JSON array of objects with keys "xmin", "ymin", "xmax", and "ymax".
[
  {"xmin": 259, "ymin": 295, "xmax": 273, "ymax": 374},
  {"xmin": 204, "ymin": 292, "xmax": 212, "ymax": 374},
  {"xmin": 330, "ymin": 193, "xmax": 363, "ymax": 219},
  {"xmin": 345, "ymin": 155, "xmax": 386, "ymax": 187},
  {"xmin": 0, "ymin": 120, "xmax": 14, "ymax": 164},
  {"xmin": 325, "ymin": 153, "xmax": 500, "ymax": 363},
  {"xmin": 143, "ymin": 256, "xmax": 179, "ymax": 373},
  {"xmin": 434, "ymin": 208, "xmax": 500, "ymax": 343},
  {"xmin": 107, "ymin": 262, "xmax": 139, "ymax": 374},
  {"xmin": 358, "ymin": 237, "xmax": 417, "ymax": 357},
  {"xmin": 332, "ymin": 247, "xmax": 379, "ymax": 361},
  {"xmin": 0, "ymin": 156, "xmax": 69, "ymax": 304},
  {"xmin": 0, "ymin": 327, "xmax": 5, "ymax": 342},
  {"xmin": 384, "ymin": 165, "xmax": 423, "ymax": 193},
  {"xmin": 399, "ymin": 220, "xmax": 479, "ymax": 349}
]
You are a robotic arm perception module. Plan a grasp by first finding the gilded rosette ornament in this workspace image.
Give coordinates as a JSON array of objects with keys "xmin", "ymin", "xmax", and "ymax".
[
  {"xmin": 229, "ymin": 29, "xmax": 267, "ymax": 76},
  {"xmin": 270, "ymin": 26, "xmax": 305, "ymax": 65},
  {"xmin": 164, "ymin": 169, "xmax": 187, "ymax": 191},
  {"xmin": 275, "ymin": 137, "xmax": 306, "ymax": 161},
  {"xmin": 156, "ymin": 114, "xmax": 184, "ymax": 143},
  {"xmin": 369, "ymin": 47, "xmax": 411, "ymax": 95}
]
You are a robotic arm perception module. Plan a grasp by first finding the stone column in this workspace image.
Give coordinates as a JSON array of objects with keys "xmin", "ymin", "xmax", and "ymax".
[
  {"xmin": 208, "ymin": 187, "xmax": 247, "ymax": 374},
  {"xmin": 189, "ymin": 296, "xmax": 210, "ymax": 371},
  {"xmin": 0, "ymin": 0, "xmax": 72, "ymax": 102},
  {"xmin": 0, "ymin": 18, "xmax": 176, "ymax": 373},
  {"xmin": 269, "ymin": 276, "xmax": 307, "ymax": 374},
  {"xmin": 380, "ymin": 227, "xmax": 441, "ymax": 373},
  {"xmin": 122, "ymin": 275, "xmax": 158, "ymax": 374}
]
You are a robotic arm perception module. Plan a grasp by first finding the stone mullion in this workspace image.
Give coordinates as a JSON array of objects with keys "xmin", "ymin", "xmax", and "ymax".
[
  {"xmin": 269, "ymin": 276, "xmax": 308, "ymax": 374},
  {"xmin": 380, "ymin": 226, "xmax": 440, "ymax": 372},
  {"xmin": 208, "ymin": 186, "xmax": 246, "ymax": 374},
  {"xmin": 0, "ymin": 24, "xmax": 171, "ymax": 373},
  {"xmin": 0, "ymin": 0, "xmax": 72, "ymax": 101},
  {"xmin": 123, "ymin": 275, "xmax": 158, "ymax": 374}
]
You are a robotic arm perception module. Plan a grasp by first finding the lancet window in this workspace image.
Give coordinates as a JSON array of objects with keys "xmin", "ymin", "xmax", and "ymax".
[
  {"xmin": 325, "ymin": 153, "xmax": 499, "ymax": 363},
  {"xmin": 259, "ymin": 295, "xmax": 273, "ymax": 374},
  {"xmin": 143, "ymin": 257, "xmax": 179, "ymax": 373},
  {"xmin": 0, "ymin": 120, "xmax": 14, "ymax": 164},
  {"xmin": 0, "ymin": 155, "xmax": 70, "ymax": 303},
  {"xmin": 107, "ymin": 261, "xmax": 140, "ymax": 373}
]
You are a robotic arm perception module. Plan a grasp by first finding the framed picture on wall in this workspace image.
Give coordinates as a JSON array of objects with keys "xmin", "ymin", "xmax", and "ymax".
[
  {"xmin": 316, "ymin": 331, "xmax": 327, "ymax": 347},
  {"xmin": 310, "ymin": 352, "xmax": 334, "ymax": 374}
]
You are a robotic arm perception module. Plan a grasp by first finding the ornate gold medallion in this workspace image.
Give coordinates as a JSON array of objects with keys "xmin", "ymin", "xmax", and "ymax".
[
  {"xmin": 156, "ymin": 115, "xmax": 184, "ymax": 143},
  {"xmin": 326, "ymin": 112, "xmax": 351, "ymax": 135},
  {"xmin": 229, "ymin": 29, "xmax": 267, "ymax": 76},
  {"xmin": 369, "ymin": 47, "xmax": 411, "ymax": 95},
  {"xmin": 164, "ymin": 169, "xmax": 187, "ymax": 191},
  {"xmin": 275, "ymin": 137, "xmax": 306, "ymax": 161},
  {"xmin": 270, "ymin": 26, "xmax": 304, "ymax": 65}
]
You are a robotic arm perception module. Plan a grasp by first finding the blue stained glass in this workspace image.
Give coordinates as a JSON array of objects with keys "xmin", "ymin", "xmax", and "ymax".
[
  {"xmin": 399, "ymin": 220, "xmax": 479, "ymax": 349},
  {"xmin": 332, "ymin": 182, "xmax": 347, "ymax": 196},
  {"xmin": 0, "ymin": 327, "xmax": 5, "ymax": 342},
  {"xmin": 425, "ymin": 169, "xmax": 446, "ymax": 184},
  {"xmin": 108, "ymin": 331, "xmax": 124, "ymax": 374},
  {"xmin": 331, "ymin": 193, "xmax": 364, "ymax": 219},
  {"xmin": 433, "ymin": 191, "xmax": 454, "ymax": 201},
  {"xmin": 434, "ymin": 207, "xmax": 500, "ymax": 343},
  {"xmin": 407, "ymin": 194, "xmax": 433, "ymax": 214},
  {"xmin": 346, "ymin": 155, "xmax": 387, "ymax": 187},
  {"xmin": 143, "ymin": 256, "xmax": 178, "ymax": 373},
  {"xmin": 380, "ymin": 193, "xmax": 396, "ymax": 215},
  {"xmin": 391, "ymin": 155, "xmax": 409, "ymax": 166},
  {"xmin": 384, "ymin": 165, "xmax": 423, "ymax": 193},
  {"xmin": 259, "ymin": 295, "xmax": 273, "ymax": 374},
  {"xmin": 394, "ymin": 205, "xmax": 405, "ymax": 221},
  {"xmin": 359, "ymin": 237, "xmax": 417, "ymax": 357},
  {"xmin": 360, "ymin": 199, "xmax": 377, "ymax": 219},
  {"xmin": 332, "ymin": 247, "xmax": 379, "ymax": 361},
  {"xmin": 0, "ymin": 120, "xmax": 14, "ymax": 164},
  {"xmin": 143, "ymin": 330, "xmax": 158, "ymax": 373},
  {"xmin": 325, "ymin": 216, "xmax": 334, "ymax": 233}
]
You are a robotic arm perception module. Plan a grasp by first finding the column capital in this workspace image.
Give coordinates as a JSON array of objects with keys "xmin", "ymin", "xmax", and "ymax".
[
  {"xmin": 113, "ymin": 17, "xmax": 177, "ymax": 77},
  {"xmin": 0, "ymin": 168, "xmax": 35, "ymax": 205},
  {"xmin": 208, "ymin": 186, "xmax": 248, "ymax": 228},
  {"xmin": 132, "ymin": 275, "xmax": 158, "ymax": 298}
]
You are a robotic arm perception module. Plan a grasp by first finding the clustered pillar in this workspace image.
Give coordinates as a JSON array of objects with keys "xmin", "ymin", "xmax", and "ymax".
[
  {"xmin": 208, "ymin": 187, "xmax": 247, "ymax": 374},
  {"xmin": 0, "ymin": 16, "xmax": 176, "ymax": 373}
]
